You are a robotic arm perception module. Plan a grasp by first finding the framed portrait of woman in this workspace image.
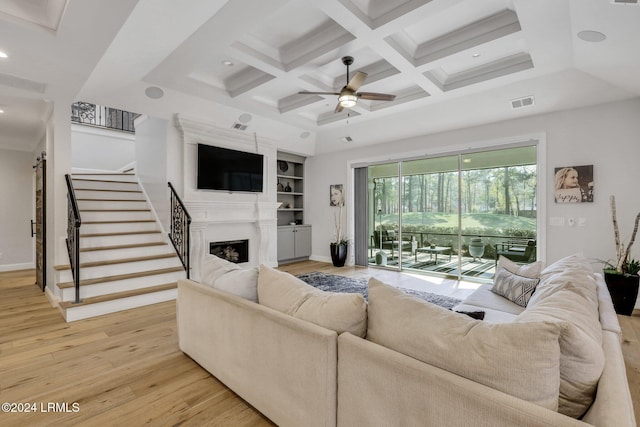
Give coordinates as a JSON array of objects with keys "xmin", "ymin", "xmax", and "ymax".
[
  {"xmin": 554, "ymin": 165, "xmax": 593, "ymax": 203},
  {"xmin": 329, "ymin": 184, "xmax": 344, "ymax": 206}
]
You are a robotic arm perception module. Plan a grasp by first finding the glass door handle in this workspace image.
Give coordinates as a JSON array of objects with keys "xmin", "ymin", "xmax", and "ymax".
[{"xmin": 31, "ymin": 220, "xmax": 36, "ymax": 237}]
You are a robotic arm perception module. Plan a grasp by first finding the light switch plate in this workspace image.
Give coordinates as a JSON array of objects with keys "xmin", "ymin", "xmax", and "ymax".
[{"xmin": 550, "ymin": 217, "xmax": 564, "ymax": 226}]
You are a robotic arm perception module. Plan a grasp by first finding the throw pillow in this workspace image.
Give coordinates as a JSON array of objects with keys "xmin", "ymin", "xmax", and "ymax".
[
  {"xmin": 516, "ymin": 282, "xmax": 604, "ymax": 418},
  {"xmin": 367, "ymin": 277, "xmax": 563, "ymax": 411},
  {"xmin": 200, "ymin": 254, "xmax": 241, "ymax": 286},
  {"xmin": 214, "ymin": 267, "xmax": 259, "ymax": 302},
  {"xmin": 497, "ymin": 255, "xmax": 544, "ymax": 278},
  {"xmin": 491, "ymin": 268, "xmax": 540, "ymax": 307},
  {"xmin": 257, "ymin": 265, "xmax": 367, "ymax": 337}
]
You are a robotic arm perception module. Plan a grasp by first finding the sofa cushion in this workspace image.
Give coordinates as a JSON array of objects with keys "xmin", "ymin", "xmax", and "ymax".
[
  {"xmin": 456, "ymin": 284, "xmax": 525, "ymax": 315},
  {"xmin": 214, "ymin": 267, "xmax": 259, "ymax": 302},
  {"xmin": 529, "ymin": 254, "xmax": 598, "ymax": 308},
  {"xmin": 491, "ymin": 268, "xmax": 540, "ymax": 307},
  {"xmin": 498, "ymin": 256, "xmax": 544, "ymax": 278},
  {"xmin": 257, "ymin": 265, "xmax": 367, "ymax": 337},
  {"xmin": 516, "ymin": 282, "xmax": 604, "ymax": 418},
  {"xmin": 200, "ymin": 254, "xmax": 241, "ymax": 285},
  {"xmin": 367, "ymin": 277, "xmax": 563, "ymax": 411}
]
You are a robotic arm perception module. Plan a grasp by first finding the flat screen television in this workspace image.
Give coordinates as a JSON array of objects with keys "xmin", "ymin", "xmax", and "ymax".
[{"xmin": 197, "ymin": 143, "xmax": 264, "ymax": 192}]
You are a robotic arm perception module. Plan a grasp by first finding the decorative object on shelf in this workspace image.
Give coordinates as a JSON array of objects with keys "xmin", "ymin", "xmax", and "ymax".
[
  {"xmin": 330, "ymin": 183, "xmax": 344, "ymax": 206},
  {"xmin": 278, "ymin": 160, "xmax": 289, "ymax": 173},
  {"xmin": 603, "ymin": 195, "xmax": 640, "ymax": 315},
  {"xmin": 469, "ymin": 237, "xmax": 484, "ymax": 261},
  {"xmin": 284, "ymin": 182, "xmax": 292, "ymax": 192},
  {"xmin": 554, "ymin": 165, "xmax": 593, "ymax": 203},
  {"xmin": 330, "ymin": 201, "xmax": 348, "ymax": 267},
  {"xmin": 277, "ymin": 179, "xmax": 284, "ymax": 192}
]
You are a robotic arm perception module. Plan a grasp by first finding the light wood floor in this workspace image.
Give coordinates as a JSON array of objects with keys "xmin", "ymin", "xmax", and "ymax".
[{"xmin": 1, "ymin": 261, "xmax": 639, "ymax": 425}]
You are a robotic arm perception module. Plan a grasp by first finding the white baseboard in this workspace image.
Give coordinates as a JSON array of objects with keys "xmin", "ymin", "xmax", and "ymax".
[{"xmin": 0, "ymin": 262, "xmax": 35, "ymax": 272}]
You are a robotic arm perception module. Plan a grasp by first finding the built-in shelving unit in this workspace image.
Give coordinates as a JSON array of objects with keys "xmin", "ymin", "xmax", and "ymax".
[
  {"xmin": 276, "ymin": 151, "xmax": 305, "ymax": 227},
  {"xmin": 276, "ymin": 151, "xmax": 311, "ymax": 264}
]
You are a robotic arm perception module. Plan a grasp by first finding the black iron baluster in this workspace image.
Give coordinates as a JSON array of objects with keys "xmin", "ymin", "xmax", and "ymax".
[
  {"xmin": 65, "ymin": 174, "xmax": 82, "ymax": 303},
  {"xmin": 168, "ymin": 182, "xmax": 192, "ymax": 279}
]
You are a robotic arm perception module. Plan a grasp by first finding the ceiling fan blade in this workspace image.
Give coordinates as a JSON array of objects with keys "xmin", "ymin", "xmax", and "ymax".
[
  {"xmin": 334, "ymin": 102, "xmax": 344, "ymax": 113},
  {"xmin": 298, "ymin": 91, "xmax": 340, "ymax": 96},
  {"xmin": 346, "ymin": 71, "xmax": 367, "ymax": 92},
  {"xmin": 357, "ymin": 92, "xmax": 396, "ymax": 101}
]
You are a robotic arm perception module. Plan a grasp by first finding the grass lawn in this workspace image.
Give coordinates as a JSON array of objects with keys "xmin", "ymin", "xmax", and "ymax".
[{"xmin": 378, "ymin": 212, "xmax": 536, "ymax": 233}]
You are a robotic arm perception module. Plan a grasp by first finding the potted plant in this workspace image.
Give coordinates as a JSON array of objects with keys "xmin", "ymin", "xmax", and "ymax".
[
  {"xmin": 604, "ymin": 195, "xmax": 640, "ymax": 315},
  {"xmin": 330, "ymin": 203, "xmax": 348, "ymax": 267}
]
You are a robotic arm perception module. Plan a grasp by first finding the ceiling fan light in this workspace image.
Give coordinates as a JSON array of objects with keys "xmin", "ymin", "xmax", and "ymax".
[{"xmin": 339, "ymin": 94, "xmax": 357, "ymax": 108}]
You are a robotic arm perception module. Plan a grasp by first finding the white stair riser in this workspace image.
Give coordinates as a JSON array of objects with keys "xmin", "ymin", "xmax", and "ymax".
[
  {"xmin": 60, "ymin": 270, "xmax": 185, "ymax": 301},
  {"xmin": 80, "ymin": 211, "xmax": 154, "ymax": 222},
  {"xmin": 80, "ymin": 245, "xmax": 173, "ymax": 263},
  {"xmin": 79, "ymin": 200, "xmax": 148, "ymax": 210},
  {"xmin": 73, "ymin": 174, "xmax": 137, "ymax": 182},
  {"xmin": 73, "ymin": 180, "xmax": 139, "ymax": 191},
  {"xmin": 64, "ymin": 289, "xmax": 177, "ymax": 322},
  {"xmin": 82, "ymin": 222, "xmax": 159, "ymax": 234},
  {"xmin": 80, "ymin": 233, "xmax": 165, "ymax": 248},
  {"xmin": 57, "ymin": 257, "xmax": 182, "ymax": 283},
  {"xmin": 75, "ymin": 190, "xmax": 145, "ymax": 201}
]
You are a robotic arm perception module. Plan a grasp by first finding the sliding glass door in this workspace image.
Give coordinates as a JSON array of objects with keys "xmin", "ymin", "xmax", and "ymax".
[{"xmin": 364, "ymin": 144, "xmax": 537, "ymax": 281}]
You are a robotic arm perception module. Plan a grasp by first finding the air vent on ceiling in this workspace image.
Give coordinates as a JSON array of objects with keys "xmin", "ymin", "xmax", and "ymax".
[
  {"xmin": 231, "ymin": 121, "xmax": 248, "ymax": 131},
  {"xmin": 341, "ymin": 136, "xmax": 353, "ymax": 143},
  {"xmin": 611, "ymin": 0, "xmax": 638, "ymax": 4},
  {"xmin": 510, "ymin": 95, "xmax": 535, "ymax": 110}
]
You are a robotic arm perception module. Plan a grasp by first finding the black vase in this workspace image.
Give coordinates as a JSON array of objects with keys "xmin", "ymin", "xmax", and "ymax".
[
  {"xmin": 330, "ymin": 243, "xmax": 348, "ymax": 267},
  {"xmin": 604, "ymin": 271, "xmax": 640, "ymax": 316}
]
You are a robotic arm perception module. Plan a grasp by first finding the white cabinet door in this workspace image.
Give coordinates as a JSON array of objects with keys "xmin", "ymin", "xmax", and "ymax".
[
  {"xmin": 294, "ymin": 225, "xmax": 312, "ymax": 258},
  {"xmin": 277, "ymin": 227, "xmax": 295, "ymax": 261}
]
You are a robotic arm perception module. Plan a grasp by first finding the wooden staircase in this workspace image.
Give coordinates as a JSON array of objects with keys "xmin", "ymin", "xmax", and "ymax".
[{"xmin": 54, "ymin": 173, "xmax": 186, "ymax": 321}]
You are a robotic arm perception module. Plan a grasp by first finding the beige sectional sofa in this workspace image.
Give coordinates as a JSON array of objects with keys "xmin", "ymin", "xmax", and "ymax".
[{"xmin": 177, "ymin": 254, "xmax": 636, "ymax": 427}]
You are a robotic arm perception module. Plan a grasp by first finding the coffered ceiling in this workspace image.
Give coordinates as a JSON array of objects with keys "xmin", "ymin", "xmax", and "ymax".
[{"xmin": 1, "ymin": 0, "xmax": 639, "ymax": 154}]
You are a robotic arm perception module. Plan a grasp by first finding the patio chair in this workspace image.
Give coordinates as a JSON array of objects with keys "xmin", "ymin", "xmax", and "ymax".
[
  {"xmin": 494, "ymin": 239, "xmax": 536, "ymax": 265},
  {"xmin": 373, "ymin": 230, "xmax": 411, "ymax": 259}
]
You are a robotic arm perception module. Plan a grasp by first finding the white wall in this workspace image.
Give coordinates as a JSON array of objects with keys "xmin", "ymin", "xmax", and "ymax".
[
  {"xmin": 0, "ymin": 149, "xmax": 35, "ymax": 270},
  {"xmin": 306, "ymin": 98, "xmax": 640, "ymax": 268},
  {"xmin": 135, "ymin": 116, "xmax": 169, "ymax": 231},
  {"xmin": 71, "ymin": 124, "xmax": 135, "ymax": 171}
]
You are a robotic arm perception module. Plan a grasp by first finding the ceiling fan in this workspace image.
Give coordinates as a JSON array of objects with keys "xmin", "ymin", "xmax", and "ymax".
[{"xmin": 298, "ymin": 56, "xmax": 396, "ymax": 113}]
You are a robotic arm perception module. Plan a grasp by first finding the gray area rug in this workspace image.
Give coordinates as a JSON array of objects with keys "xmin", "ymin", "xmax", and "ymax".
[{"xmin": 296, "ymin": 272, "xmax": 461, "ymax": 310}]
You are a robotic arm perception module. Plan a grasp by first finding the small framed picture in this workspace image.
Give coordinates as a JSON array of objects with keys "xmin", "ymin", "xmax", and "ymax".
[
  {"xmin": 330, "ymin": 184, "xmax": 344, "ymax": 206},
  {"xmin": 554, "ymin": 165, "xmax": 593, "ymax": 203}
]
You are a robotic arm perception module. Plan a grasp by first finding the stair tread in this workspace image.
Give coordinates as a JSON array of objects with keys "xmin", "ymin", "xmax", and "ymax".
[
  {"xmin": 78, "ymin": 198, "xmax": 146, "ymax": 202},
  {"xmin": 75, "ymin": 188, "xmax": 143, "ymax": 193},
  {"xmin": 59, "ymin": 282, "xmax": 177, "ymax": 309},
  {"xmin": 80, "ymin": 242, "xmax": 168, "ymax": 252},
  {"xmin": 55, "ymin": 253, "xmax": 178, "ymax": 270},
  {"xmin": 80, "ymin": 209, "xmax": 151, "ymax": 212},
  {"xmin": 72, "ymin": 178, "xmax": 138, "ymax": 184},
  {"xmin": 83, "ymin": 220, "xmax": 156, "ymax": 224},
  {"xmin": 58, "ymin": 267, "xmax": 185, "ymax": 288},
  {"xmin": 80, "ymin": 230, "xmax": 161, "ymax": 237}
]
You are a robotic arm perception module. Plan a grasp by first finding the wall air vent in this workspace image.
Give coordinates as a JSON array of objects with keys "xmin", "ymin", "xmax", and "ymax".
[
  {"xmin": 231, "ymin": 121, "xmax": 248, "ymax": 131},
  {"xmin": 341, "ymin": 136, "xmax": 353, "ymax": 143},
  {"xmin": 510, "ymin": 95, "xmax": 535, "ymax": 110}
]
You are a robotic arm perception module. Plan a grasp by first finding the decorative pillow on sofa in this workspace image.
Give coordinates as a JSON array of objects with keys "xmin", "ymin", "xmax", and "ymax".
[
  {"xmin": 497, "ymin": 255, "xmax": 544, "ymax": 278},
  {"xmin": 257, "ymin": 265, "xmax": 367, "ymax": 337},
  {"xmin": 516, "ymin": 281, "xmax": 604, "ymax": 418},
  {"xmin": 367, "ymin": 277, "xmax": 563, "ymax": 411},
  {"xmin": 200, "ymin": 254, "xmax": 258, "ymax": 302},
  {"xmin": 214, "ymin": 267, "xmax": 259, "ymax": 302},
  {"xmin": 491, "ymin": 268, "xmax": 539, "ymax": 307},
  {"xmin": 200, "ymin": 254, "xmax": 241, "ymax": 285}
]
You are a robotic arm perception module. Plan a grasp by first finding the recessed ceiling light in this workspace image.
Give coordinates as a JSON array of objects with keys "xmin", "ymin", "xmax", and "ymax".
[
  {"xmin": 577, "ymin": 30, "xmax": 607, "ymax": 42},
  {"xmin": 145, "ymin": 86, "xmax": 164, "ymax": 99},
  {"xmin": 300, "ymin": 131, "xmax": 310, "ymax": 139},
  {"xmin": 222, "ymin": 60, "xmax": 234, "ymax": 67},
  {"xmin": 0, "ymin": 109, "xmax": 4, "ymax": 114},
  {"xmin": 238, "ymin": 113, "xmax": 252, "ymax": 123},
  {"xmin": 472, "ymin": 53, "xmax": 481, "ymax": 58},
  {"xmin": 0, "ymin": 51, "xmax": 7, "ymax": 58}
]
